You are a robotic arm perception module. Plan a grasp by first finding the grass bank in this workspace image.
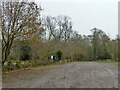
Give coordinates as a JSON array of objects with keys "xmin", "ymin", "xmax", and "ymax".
[
  {"xmin": 2, "ymin": 61, "xmax": 74, "ymax": 77},
  {"xmin": 97, "ymin": 60, "xmax": 118, "ymax": 63}
]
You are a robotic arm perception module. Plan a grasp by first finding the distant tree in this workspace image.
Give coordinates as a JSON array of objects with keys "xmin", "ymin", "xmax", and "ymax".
[
  {"xmin": 91, "ymin": 28, "xmax": 112, "ymax": 60},
  {"xmin": 44, "ymin": 15, "xmax": 73, "ymax": 42}
]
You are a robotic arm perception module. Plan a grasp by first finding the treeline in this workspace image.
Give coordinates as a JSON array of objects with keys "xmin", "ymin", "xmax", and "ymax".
[
  {"xmin": 1, "ymin": 2, "xmax": 118, "ymax": 66},
  {"xmin": 10, "ymin": 27, "xmax": 118, "ymax": 62}
]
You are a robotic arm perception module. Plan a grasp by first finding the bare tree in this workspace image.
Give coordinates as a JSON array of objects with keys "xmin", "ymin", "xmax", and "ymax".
[
  {"xmin": 44, "ymin": 15, "xmax": 73, "ymax": 42},
  {"xmin": 1, "ymin": 1, "xmax": 43, "ymax": 65}
]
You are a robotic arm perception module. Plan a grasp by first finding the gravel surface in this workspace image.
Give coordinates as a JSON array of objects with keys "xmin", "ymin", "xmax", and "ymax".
[{"xmin": 2, "ymin": 62, "xmax": 118, "ymax": 88}]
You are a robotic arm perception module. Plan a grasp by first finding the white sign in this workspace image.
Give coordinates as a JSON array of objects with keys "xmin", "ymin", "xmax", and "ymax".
[{"xmin": 51, "ymin": 55, "xmax": 53, "ymax": 59}]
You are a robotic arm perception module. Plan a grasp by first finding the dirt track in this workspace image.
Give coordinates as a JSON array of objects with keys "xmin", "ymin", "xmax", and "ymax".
[{"xmin": 3, "ymin": 62, "xmax": 118, "ymax": 88}]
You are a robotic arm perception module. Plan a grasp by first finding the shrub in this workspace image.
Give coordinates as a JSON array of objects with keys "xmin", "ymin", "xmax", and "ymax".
[
  {"xmin": 56, "ymin": 49, "xmax": 62, "ymax": 61},
  {"xmin": 20, "ymin": 40, "xmax": 31, "ymax": 60}
]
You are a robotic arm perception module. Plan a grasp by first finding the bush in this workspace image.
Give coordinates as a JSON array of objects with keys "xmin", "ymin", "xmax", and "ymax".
[
  {"xmin": 20, "ymin": 40, "xmax": 31, "ymax": 60},
  {"xmin": 56, "ymin": 49, "xmax": 62, "ymax": 61}
]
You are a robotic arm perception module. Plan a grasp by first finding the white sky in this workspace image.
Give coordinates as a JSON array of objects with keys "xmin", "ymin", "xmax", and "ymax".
[{"xmin": 35, "ymin": 0, "xmax": 118, "ymax": 39}]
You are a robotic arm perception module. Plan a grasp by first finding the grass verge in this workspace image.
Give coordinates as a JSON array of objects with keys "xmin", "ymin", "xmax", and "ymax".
[
  {"xmin": 97, "ymin": 60, "xmax": 118, "ymax": 63},
  {"xmin": 2, "ymin": 61, "xmax": 74, "ymax": 78}
]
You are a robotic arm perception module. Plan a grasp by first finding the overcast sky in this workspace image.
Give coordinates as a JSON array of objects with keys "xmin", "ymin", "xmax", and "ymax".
[{"xmin": 35, "ymin": 0, "xmax": 118, "ymax": 39}]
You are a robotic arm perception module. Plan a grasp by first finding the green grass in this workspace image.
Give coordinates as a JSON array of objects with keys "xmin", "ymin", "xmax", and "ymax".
[
  {"xmin": 98, "ymin": 60, "xmax": 118, "ymax": 63},
  {"xmin": 33, "ymin": 62, "xmax": 74, "ymax": 70},
  {"xmin": 33, "ymin": 65, "xmax": 57, "ymax": 70},
  {"xmin": 2, "ymin": 74, "xmax": 11, "ymax": 78},
  {"xmin": 114, "ymin": 63, "xmax": 120, "ymax": 66}
]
